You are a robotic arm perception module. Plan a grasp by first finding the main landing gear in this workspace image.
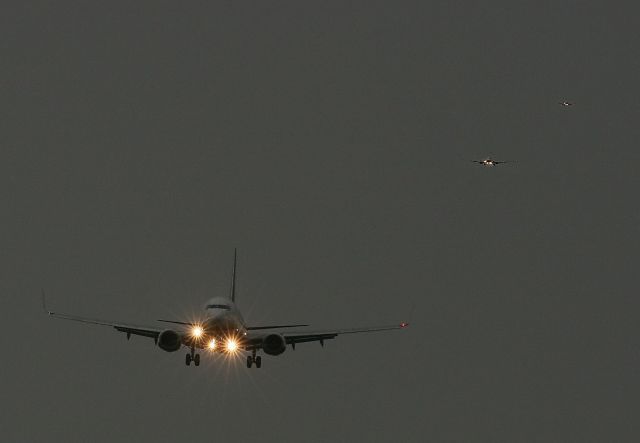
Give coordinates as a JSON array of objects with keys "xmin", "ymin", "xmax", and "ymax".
[
  {"xmin": 246, "ymin": 350, "xmax": 262, "ymax": 369},
  {"xmin": 186, "ymin": 347, "xmax": 200, "ymax": 367}
]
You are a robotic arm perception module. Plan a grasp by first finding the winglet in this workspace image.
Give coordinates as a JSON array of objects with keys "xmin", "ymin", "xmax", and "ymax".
[
  {"xmin": 41, "ymin": 289, "xmax": 52, "ymax": 315},
  {"xmin": 404, "ymin": 302, "xmax": 415, "ymax": 328}
]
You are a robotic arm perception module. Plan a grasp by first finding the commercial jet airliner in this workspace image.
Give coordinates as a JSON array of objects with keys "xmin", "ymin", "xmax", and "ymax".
[
  {"xmin": 472, "ymin": 157, "xmax": 511, "ymax": 167},
  {"xmin": 44, "ymin": 251, "xmax": 409, "ymax": 368}
]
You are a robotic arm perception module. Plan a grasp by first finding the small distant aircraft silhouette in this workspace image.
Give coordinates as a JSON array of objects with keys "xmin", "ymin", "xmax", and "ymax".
[
  {"xmin": 559, "ymin": 101, "xmax": 574, "ymax": 107},
  {"xmin": 472, "ymin": 158, "xmax": 510, "ymax": 167}
]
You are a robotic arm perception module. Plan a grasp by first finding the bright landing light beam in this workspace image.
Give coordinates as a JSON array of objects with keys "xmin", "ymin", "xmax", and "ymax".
[
  {"xmin": 225, "ymin": 338, "xmax": 238, "ymax": 353},
  {"xmin": 191, "ymin": 325, "xmax": 204, "ymax": 338}
]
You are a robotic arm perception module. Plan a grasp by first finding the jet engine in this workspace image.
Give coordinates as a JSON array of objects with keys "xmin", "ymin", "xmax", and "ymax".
[
  {"xmin": 262, "ymin": 334, "xmax": 286, "ymax": 356},
  {"xmin": 157, "ymin": 329, "xmax": 182, "ymax": 352}
]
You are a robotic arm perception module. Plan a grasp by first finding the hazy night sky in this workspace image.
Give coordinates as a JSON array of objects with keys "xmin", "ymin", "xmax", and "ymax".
[{"xmin": 2, "ymin": 1, "xmax": 640, "ymax": 442}]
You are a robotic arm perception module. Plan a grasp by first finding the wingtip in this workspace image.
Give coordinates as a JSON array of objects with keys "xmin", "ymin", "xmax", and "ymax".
[{"xmin": 400, "ymin": 322, "xmax": 409, "ymax": 328}]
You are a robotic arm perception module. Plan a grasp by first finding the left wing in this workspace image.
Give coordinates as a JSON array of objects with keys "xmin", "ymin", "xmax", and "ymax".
[{"xmin": 244, "ymin": 322, "xmax": 409, "ymax": 350}]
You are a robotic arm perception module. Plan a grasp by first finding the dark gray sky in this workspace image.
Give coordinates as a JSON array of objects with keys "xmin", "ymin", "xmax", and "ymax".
[{"xmin": 2, "ymin": 1, "xmax": 640, "ymax": 442}]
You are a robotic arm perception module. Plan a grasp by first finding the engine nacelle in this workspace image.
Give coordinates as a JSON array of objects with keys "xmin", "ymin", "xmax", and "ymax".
[
  {"xmin": 157, "ymin": 329, "xmax": 182, "ymax": 352},
  {"xmin": 262, "ymin": 333, "xmax": 286, "ymax": 356}
]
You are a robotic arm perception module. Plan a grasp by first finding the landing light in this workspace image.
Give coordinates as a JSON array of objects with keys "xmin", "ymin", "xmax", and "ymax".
[
  {"xmin": 191, "ymin": 326, "xmax": 204, "ymax": 338},
  {"xmin": 226, "ymin": 338, "xmax": 238, "ymax": 353},
  {"xmin": 208, "ymin": 339, "xmax": 216, "ymax": 350}
]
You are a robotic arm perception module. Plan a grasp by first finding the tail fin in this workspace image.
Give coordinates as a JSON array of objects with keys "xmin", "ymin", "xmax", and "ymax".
[{"xmin": 230, "ymin": 249, "xmax": 237, "ymax": 302}]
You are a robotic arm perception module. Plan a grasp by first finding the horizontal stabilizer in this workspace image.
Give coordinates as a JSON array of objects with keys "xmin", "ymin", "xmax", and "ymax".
[
  {"xmin": 157, "ymin": 319, "xmax": 194, "ymax": 326},
  {"xmin": 246, "ymin": 324, "xmax": 309, "ymax": 331}
]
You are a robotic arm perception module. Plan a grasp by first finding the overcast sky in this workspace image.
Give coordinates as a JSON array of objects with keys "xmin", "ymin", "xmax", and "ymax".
[{"xmin": 2, "ymin": 1, "xmax": 640, "ymax": 442}]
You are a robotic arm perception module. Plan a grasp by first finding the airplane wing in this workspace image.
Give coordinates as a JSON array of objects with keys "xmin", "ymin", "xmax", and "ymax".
[
  {"xmin": 47, "ymin": 310, "xmax": 163, "ymax": 340},
  {"xmin": 43, "ymin": 294, "xmax": 163, "ymax": 341},
  {"xmin": 244, "ymin": 322, "xmax": 409, "ymax": 350}
]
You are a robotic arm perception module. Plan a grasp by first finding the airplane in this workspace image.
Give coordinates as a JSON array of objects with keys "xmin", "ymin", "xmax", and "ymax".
[
  {"xmin": 559, "ymin": 101, "xmax": 574, "ymax": 107},
  {"xmin": 471, "ymin": 157, "xmax": 511, "ymax": 167},
  {"xmin": 44, "ymin": 250, "xmax": 409, "ymax": 369}
]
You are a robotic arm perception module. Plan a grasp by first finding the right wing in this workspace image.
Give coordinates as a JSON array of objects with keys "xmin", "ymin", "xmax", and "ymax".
[{"xmin": 43, "ymin": 293, "xmax": 163, "ymax": 342}]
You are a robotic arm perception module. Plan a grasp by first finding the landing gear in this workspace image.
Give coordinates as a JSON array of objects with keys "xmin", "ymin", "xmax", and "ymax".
[
  {"xmin": 246, "ymin": 350, "xmax": 262, "ymax": 369},
  {"xmin": 186, "ymin": 347, "xmax": 200, "ymax": 367}
]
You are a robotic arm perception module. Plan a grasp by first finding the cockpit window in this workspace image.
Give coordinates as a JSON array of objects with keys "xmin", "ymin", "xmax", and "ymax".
[{"xmin": 206, "ymin": 304, "xmax": 230, "ymax": 310}]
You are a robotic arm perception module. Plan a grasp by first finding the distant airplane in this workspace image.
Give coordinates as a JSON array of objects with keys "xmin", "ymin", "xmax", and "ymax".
[
  {"xmin": 44, "ymin": 251, "xmax": 409, "ymax": 369},
  {"xmin": 472, "ymin": 157, "xmax": 511, "ymax": 167},
  {"xmin": 559, "ymin": 101, "xmax": 574, "ymax": 107}
]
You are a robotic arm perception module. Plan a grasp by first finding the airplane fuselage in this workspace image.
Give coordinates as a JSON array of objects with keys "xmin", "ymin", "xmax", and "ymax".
[{"xmin": 199, "ymin": 296, "xmax": 247, "ymax": 341}]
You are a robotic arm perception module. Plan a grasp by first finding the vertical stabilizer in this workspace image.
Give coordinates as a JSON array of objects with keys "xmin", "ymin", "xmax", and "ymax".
[{"xmin": 230, "ymin": 249, "xmax": 237, "ymax": 302}]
